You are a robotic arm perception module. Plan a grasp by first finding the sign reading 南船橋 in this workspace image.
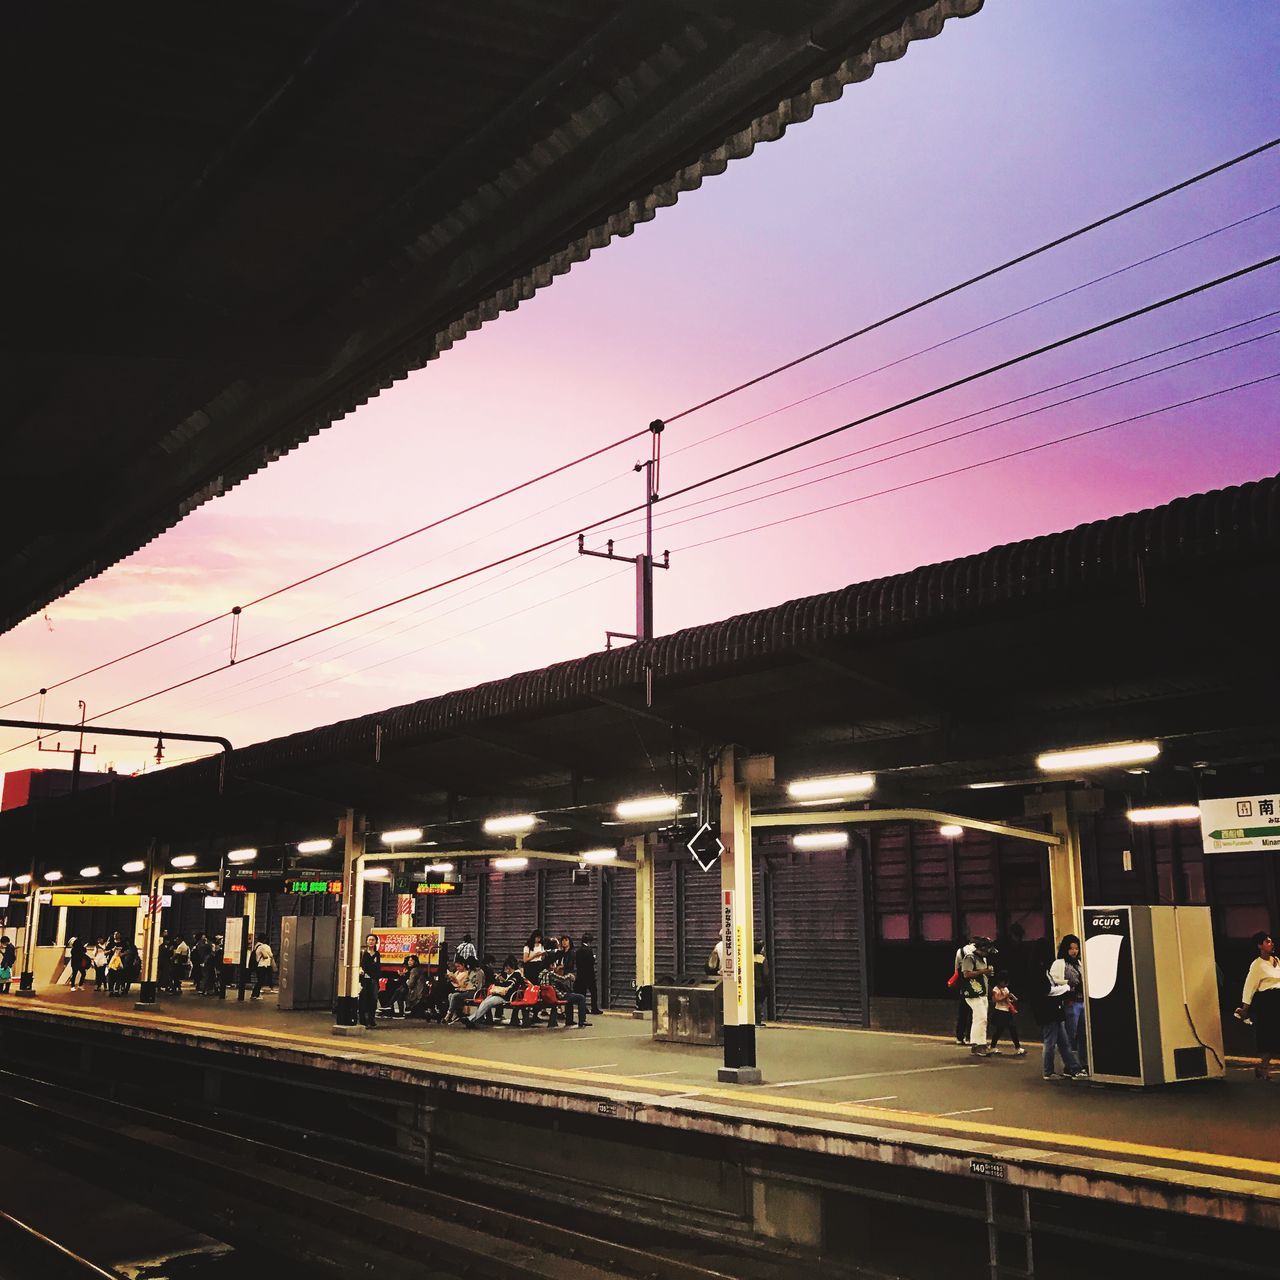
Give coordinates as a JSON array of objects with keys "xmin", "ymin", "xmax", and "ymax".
[{"xmin": 1200, "ymin": 794, "xmax": 1280, "ymax": 854}]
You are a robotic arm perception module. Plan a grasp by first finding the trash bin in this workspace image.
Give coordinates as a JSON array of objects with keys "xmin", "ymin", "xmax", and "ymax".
[{"xmin": 652, "ymin": 980, "xmax": 723, "ymax": 1045}]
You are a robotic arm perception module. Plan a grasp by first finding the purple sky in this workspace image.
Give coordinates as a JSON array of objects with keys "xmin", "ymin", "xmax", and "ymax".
[{"xmin": 2, "ymin": 0, "xmax": 1277, "ymax": 778}]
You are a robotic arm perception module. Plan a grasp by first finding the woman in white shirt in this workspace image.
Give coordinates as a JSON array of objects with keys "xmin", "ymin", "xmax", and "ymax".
[{"xmin": 1236, "ymin": 931, "xmax": 1280, "ymax": 1081}]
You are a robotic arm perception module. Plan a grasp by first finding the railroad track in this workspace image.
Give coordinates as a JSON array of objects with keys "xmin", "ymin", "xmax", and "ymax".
[
  {"xmin": 0, "ymin": 1208, "xmax": 118, "ymax": 1280},
  {"xmin": 0, "ymin": 1066, "xmax": 737, "ymax": 1280}
]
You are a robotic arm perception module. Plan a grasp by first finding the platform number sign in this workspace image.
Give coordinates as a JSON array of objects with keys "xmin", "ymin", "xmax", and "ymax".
[{"xmin": 687, "ymin": 821, "xmax": 724, "ymax": 872}]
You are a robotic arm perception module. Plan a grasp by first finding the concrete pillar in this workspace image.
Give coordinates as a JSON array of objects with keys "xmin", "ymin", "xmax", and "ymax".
[
  {"xmin": 54, "ymin": 906, "xmax": 68, "ymax": 949},
  {"xmin": 16, "ymin": 877, "xmax": 42, "ymax": 995},
  {"xmin": 633, "ymin": 833, "xmax": 654, "ymax": 1018},
  {"xmin": 750, "ymin": 1176, "xmax": 823, "ymax": 1249},
  {"xmin": 718, "ymin": 745, "xmax": 761, "ymax": 1083},
  {"xmin": 334, "ymin": 810, "xmax": 366, "ymax": 1032}
]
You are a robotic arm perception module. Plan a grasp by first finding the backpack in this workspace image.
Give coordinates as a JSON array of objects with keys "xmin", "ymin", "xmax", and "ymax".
[{"xmin": 1030, "ymin": 968, "xmax": 1066, "ymax": 1024}]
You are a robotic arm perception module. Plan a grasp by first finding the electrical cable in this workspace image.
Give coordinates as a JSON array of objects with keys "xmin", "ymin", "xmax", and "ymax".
[
  {"xmin": 3, "ymin": 253, "xmax": 1273, "ymax": 753},
  {"xmin": 663, "ymin": 136, "xmax": 1280, "ymax": 424},
  {"xmin": 669, "ymin": 371, "xmax": 1279, "ymax": 555},
  {"xmin": 667, "ymin": 202, "xmax": 1280, "ymax": 460},
  {"xmin": 630, "ymin": 323, "xmax": 1280, "ymax": 540},
  {"xmin": 598, "ymin": 311, "xmax": 1280, "ymax": 541},
  {"xmin": 7, "ymin": 139, "xmax": 1275, "ymax": 713}
]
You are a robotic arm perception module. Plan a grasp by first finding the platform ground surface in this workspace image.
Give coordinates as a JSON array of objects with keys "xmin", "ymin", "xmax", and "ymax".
[{"xmin": 7, "ymin": 987, "xmax": 1276, "ymax": 1184}]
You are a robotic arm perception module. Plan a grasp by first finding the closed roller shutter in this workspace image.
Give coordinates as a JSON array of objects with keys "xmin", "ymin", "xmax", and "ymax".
[
  {"xmin": 485, "ymin": 870, "xmax": 538, "ymax": 964},
  {"xmin": 607, "ymin": 868, "xmax": 635, "ymax": 1009},
  {"xmin": 432, "ymin": 873, "xmax": 480, "ymax": 958},
  {"xmin": 543, "ymin": 868, "xmax": 600, "ymax": 947},
  {"xmin": 653, "ymin": 861, "xmax": 678, "ymax": 981},
  {"xmin": 681, "ymin": 860, "xmax": 721, "ymax": 976},
  {"xmin": 769, "ymin": 847, "xmax": 868, "ymax": 1026}
]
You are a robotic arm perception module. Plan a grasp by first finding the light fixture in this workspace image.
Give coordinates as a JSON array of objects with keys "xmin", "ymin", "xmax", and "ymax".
[
  {"xmin": 15, "ymin": 875, "xmax": 31, "ymax": 886},
  {"xmin": 205, "ymin": 881, "xmax": 218, "ymax": 891},
  {"xmin": 106, "ymin": 888, "xmax": 118, "ymax": 895},
  {"xmin": 493, "ymin": 856, "xmax": 529, "ymax": 871},
  {"xmin": 381, "ymin": 828, "xmax": 423, "ymax": 846},
  {"xmin": 172, "ymin": 881, "xmax": 188, "ymax": 893},
  {"xmin": 226, "ymin": 848, "xmax": 257, "ymax": 864},
  {"xmin": 786, "ymin": 773, "xmax": 875, "ymax": 801},
  {"xmin": 424, "ymin": 840, "xmax": 439, "ymax": 847},
  {"xmin": 483, "ymin": 814, "xmax": 537, "ymax": 836},
  {"xmin": 426, "ymin": 862, "xmax": 454, "ymax": 874},
  {"xmin": 939, "ymin": 824, "xmax": 964, "ymax": 839},
  {"xmin": 0, "ymin": 878, "xmax": 9, "ymax": 888},
  {"xmin": 362, "ymin": 866, "xmax": 390, "ymax": 880},
  {"xmin": 125, "ymin": 885, "xmax": 142, "ymax": 894},
  {"xmin": 79, "ymin": 866, "xmax": 101, "ymax": 878},
  {"xmin": 792, "ymin": 832, "xmax": 849, "ymax": 851},
  {"xmin": 582, "ymin": 848, "xmax": 618, "ymax": 864},
  {"xmin": 122, "ymin": 860, "xmax": 145, "ymax": 874},
  {"xmin": 296, "ymin": 839, "xmax": 334, "ymax": 855},
  {"xmin": 170, "ymin": 854, "xmax": 197, "ymax": 868},
  {"xmin": 1036, "ymin": 741, "xmax": 1160, "ymax": 772},
  {"xmin": 967, "ymin": 781, "xmax": 1010, "ymax": 790},
  {"xmin": 1126, "ymin": 804, "xmax": 1201, "ymax": 824},
  {"xmin": 43, "ymin": 870, "xmax": 63, "ymax": 882},
  {"xmin": 614, "ymin": 795, "xmax": 680, "ymax": 820}
]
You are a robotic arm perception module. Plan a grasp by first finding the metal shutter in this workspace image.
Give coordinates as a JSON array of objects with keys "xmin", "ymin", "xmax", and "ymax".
[
  {"xmin": 653, "ymin": 861, "xmax": 678, "ymax": 982},
  {"xmin": 681, "ymin": 859, "xmax": 721, "ymax": 976},
  {"xmin": 432, "ymin": 872, "xmax": 480, "ymax": 958},
  {"xmin": 607, "ymin": 868, "xmax": 635, "ymax": 1009},
  {"xmin": 768, "ymin": 846, "xmax": 868, "ymax": 1026},
  {"xmin": 542, "ymin": 868, "xmax": 600, "ymax": 947},
  {"xmin": 484, "ymin": 870, "xmax": 538, "ymax": 965}
]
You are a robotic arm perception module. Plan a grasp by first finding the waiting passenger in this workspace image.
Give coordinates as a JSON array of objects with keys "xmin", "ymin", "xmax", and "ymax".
[
  {"xmin": 453, "ymin": 933, "xmax": 478, "ymax": 965},
  {"xmin": 522, "ymin": 932, "xmax": 546, "ymax": 983},
  {"xmin": 575, "ymin": 933, "xmax": 600, "ymax": 1015},
  {"xmin": 91, "ymin": 938, "xmax": 109, "ymax": 992},
  {"xmin": 988, "ymin": 972, "xmax": 1025, "ymax": 1056},
  {"xmin": 0, "ymin": 936, "xmax": 12, "ymax": 994},
  {"xmin": 462, "ymin": 957, "xmax": 526, "ymax": 1028},
  {"xmin": 190, "ymin": 933, "xmax": 211, "ymax": 992},
  {"xmin": 402, "ymin": 954, "xmax": 428, "ymax": 1019},
  {"xmin": 171, "ymin": 934, "xmax": 191, "ymax": 993},
  {"xmin": 201, "ymin": 937, "xmax": 225, "ymax": 996},
  {"xmin": 1235, "ymin": 930, "xmax": 1279, "ymax": 1082},
  {"xmin": 1034, "ymin": 948, "xmax": 1086, "ymax": 1080},
  {"xmin": 248, "ymin": 934, "xmax": 274, "ymax": 1001},
  {"xmin": 443, "ymin": 960, "xmax": 479, "ymax": 1024},
  {"xmin": 544, "ymin": 959, "xmax": 590, "ymax": 1029},
  {"xmin": 959, "ymin": 937, "xmax": 996, "ymax": 1057},
  {"xmin": 358, "ymin": 934, "xmax": 381, "ymax": 1029},
  {"xmin": 68, "ymin": 935, "xmax": 88, "ymax": 989},
  {"xmin": 1056, "ymin": 935, "xmax": 1086, "ymax": 1064}
]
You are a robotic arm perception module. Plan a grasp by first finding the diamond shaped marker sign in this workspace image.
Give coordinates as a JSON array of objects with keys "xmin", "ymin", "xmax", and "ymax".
[{"xmin": 687, "ymin": 821, "xmax": 724, "ymax": 872}]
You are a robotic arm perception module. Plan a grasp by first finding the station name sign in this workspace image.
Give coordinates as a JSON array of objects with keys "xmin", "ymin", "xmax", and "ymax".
[{"xmin": 1200, "ymin": 794, "xmax": 1280, "ymax": 854}]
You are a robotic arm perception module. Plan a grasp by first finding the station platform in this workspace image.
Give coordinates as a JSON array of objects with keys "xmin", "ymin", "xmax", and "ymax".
[{"xmin": 2, "ymin": 986, "xmax": 1275, "ymax": 1212}]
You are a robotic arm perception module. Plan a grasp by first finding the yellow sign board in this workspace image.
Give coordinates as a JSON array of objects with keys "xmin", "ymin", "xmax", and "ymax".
[{"xmin": 51, "ymin": 893, "xmax": 142, "ymax": 908}]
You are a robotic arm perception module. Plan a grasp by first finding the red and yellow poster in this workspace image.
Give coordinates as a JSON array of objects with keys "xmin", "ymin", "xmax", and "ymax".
[{"xmin": 371, "ymin": 927, "xmax": 443, "ymax": 964}]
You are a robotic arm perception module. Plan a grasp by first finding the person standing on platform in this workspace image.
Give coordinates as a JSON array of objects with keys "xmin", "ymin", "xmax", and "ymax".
[
  {"xmin": 171, "ymin": 935, "xmax": 190, "ymax": 993},
  {"xmin": 960, "ymin": 937, "xmax": 995, "ymax": 1057},
  {"xmin": 1236, "ymin": 931, "xmax": 1280, "ymax": 1081},
  {"xmin": 248, "ymin": 935, "xmax": 274, "ymax": 1001},
  {"xmin": 0, "ymin": 936, "xmax": 16, "ymax": 993},
  {"xmin": 1056, "ymin": 934, "xmax": 1086, "ymax": 1064},
  {"xmin": 91, "ymin": 938, "xmax": 109, "ymax": 992},
  {"xmin": 191, "ymin": 934, "xmax": 210, "ymax": 993},
  {"xmin": 201, "ymin": 936, "xmax": 225, "ymax": 996},
  {"xmin": 522, "ymin": 932, "xmax": 546, "ymax": 983},
  {"xmin": 1035, "ymin": 946, "xmax": 1085, "ymax": 1080},
  {"xmin": 358, "ymin": 934, "xmax": 381, "ymax": 1028},
  {"xmin": 453, "ymin": 933, "xmax": 478, "ymax": 966},
  {"xmin": 952, "ymin": 939, "xmax": 972, "ymax": 1045},
  {"xmin": 575, "ymin": 933, "xmax": 600, "ymax": 1015},
  {"xmin": 754, "ymin": 943, "xmax": 769, "ymax": 1026},
  {"xmin": 988, "ymin": 973, "xmax": 1025, "ymax": 1055},
  {"xmin": 67, "ymin": 935, "xmax": 87, "ymax": 989}
]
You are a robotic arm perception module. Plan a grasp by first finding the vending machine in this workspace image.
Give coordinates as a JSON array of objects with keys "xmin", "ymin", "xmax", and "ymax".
[{"xmin": 1082, "ymin": 904, "xmax": 1225, "ymax": 1086}]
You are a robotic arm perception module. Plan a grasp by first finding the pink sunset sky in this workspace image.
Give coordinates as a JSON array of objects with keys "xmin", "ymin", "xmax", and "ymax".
[{"xmin": 2, "ymin": 0, "xmax": 1277, "ymax": 779}]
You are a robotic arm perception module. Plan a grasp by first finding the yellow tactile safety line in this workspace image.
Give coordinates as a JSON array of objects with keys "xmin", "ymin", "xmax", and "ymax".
[{"xmin": 14, "ymin": 1001, "xmax": 1278, "ymax": 1183}]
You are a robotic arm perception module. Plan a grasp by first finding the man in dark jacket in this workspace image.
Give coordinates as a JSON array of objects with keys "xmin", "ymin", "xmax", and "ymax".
[{"xmin": 575, "ymin": 933, "xmax": 600, "ymax": 1015}]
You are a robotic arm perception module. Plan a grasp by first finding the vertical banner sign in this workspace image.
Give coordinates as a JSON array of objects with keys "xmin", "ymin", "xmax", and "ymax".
[
  {"xmin": 223, "ymin": 917, "xmax": 244, "ymax": 965},
  {"xmin": 396, "ymin": 893, "xmax": 414, "ymax": 921},
  {"xmin": 1083, "ymin": 906, "xmax": 1141, "ymax": 1080},
  {"xmin": 721, "ymin": 890, "xmax": 736, "ymax": 982}
]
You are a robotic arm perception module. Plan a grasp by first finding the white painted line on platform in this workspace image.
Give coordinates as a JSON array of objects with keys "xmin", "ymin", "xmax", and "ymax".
[
  {"xmin": 936, "ymin": 1107, "xmax": 995, "ymax": 1117},
  {"xmin": 663, "ymin": 1091, "xmax": 705, "ymax": 1100},
  {"xmin": 762, "ymin": 1063, "xmax": 982, "ymax": 1089},
  {"xmin": 572, "ymin": 1064, "xmax": 620, "ymax": 1071},
  {"xmin": 631, "ymin": 1070, "xmax": 682, "ymax": 1079},
  {"xmin": 848, "ymin": 1095, "xmax": 898, "ymax": 1104}
]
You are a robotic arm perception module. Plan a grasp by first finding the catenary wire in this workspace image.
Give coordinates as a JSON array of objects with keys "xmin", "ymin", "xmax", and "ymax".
[
  {"xmin": 666, "ymin": 202, "xmax": 1280, "ymax": 459},
  {"xmin": 670, "ymin": 372, "xmax": 1280, "ymax": 554},
  {"xmin": 3, "ymin": 251, "xmax": 1273, "ymax": 755},
  {"xmin": 8, "ymin": 141, "xmax": 1276, "ymax": 715},
  {"xmin": 663, "ymin": 135, "xmax": 1280, "ymax": 423}
]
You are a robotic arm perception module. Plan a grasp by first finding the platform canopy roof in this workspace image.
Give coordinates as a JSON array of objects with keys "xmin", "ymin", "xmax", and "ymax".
[
  {"xmin": 1, "ymin": 0, "xmax": 981, "ymax": 636},
  {"xmin": 2, "ymin": 475, "xmax": 1277, "ymax": 872}
]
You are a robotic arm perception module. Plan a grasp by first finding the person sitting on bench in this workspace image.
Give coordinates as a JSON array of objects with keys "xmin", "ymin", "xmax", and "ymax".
[
  {"xmin": 543, "ymin": 958, "xmax": 591, "ymax": 1028},
  {"xmin": 442, "ymin": 959, "xmax": 480, "ymax": 1024},
  {"xmin": 461, "ymin": 956, "xmax": 526, "ymax": 1028}
]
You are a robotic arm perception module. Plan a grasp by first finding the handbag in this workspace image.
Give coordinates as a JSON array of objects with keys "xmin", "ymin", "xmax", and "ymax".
[{"xmin": 946, "ymin": 969, "xmax": 960, "ymax": 989}]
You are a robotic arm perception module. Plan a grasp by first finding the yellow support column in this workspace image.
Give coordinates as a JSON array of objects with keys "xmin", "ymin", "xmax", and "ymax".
[
  {"xmin": 633, "ymin": 833, "xmax": 654, "ymax": 1017},
  {"xmin": 718, "ymin": 745, "xmax": 761, "ymax": 1083},
  {"xmin": 334, "ymin": 810, "xmax": 366, "ymax": 1032},
  {"xmin": 1026, "ymin": 788, "xmax": 1087, "ymax": 944}
]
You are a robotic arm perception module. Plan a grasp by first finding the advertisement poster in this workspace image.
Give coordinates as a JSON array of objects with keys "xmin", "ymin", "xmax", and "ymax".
[
  {"xmin": 372, "ymin": 927, "xmax": 443, "ymax": 965},
  {"xmin": 1082, "ymin": 907, "xmax": 1141, "ymax": 1079}
]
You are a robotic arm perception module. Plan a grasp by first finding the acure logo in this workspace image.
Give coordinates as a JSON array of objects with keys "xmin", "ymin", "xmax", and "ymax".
[{"xmin": 1091, "ymin": 915, "xmax": 1121, "ymax": 928}]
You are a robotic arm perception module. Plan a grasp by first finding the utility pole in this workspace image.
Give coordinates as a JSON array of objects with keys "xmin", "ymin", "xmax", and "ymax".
[
  {"xmin": 578, "ymin": 420, "xmax": 670, "ymax": 649},
  {"xmin": 36, "ymin": 699, "xmax": 96, "ymax": 794}
]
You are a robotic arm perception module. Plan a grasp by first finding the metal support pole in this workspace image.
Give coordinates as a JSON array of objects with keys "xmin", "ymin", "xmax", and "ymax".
[
  {"xmin": 633, "ymin": 833, "xmax": 654, "ymax": 1018},
  {"xmin": 137, "ymin": 843, "xmax": 165, "ymax": 1006},
  {"xmin": 16, "ymin": 865, "xmax": 41, "ymax": 995},
  {"xmin": 718, "ymin": 745, "xmax": 761, "ymax": 1083},
  {"xmin": 333, "ymin": 810, "xmax": 365, "ymax": 1032}
]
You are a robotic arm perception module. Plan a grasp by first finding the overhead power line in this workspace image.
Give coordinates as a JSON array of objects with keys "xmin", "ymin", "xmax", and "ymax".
[
  {"xmin": 2, "ymin": 250, "xmax": 1272, "ymax": 755},
  {"xmin": 6, "ymin": 138, "xmax": 1275, "ymax": 715},
  {"xmin": 663, "ymin": 135, "xmax": 1280, "ymax": 423},
  {"xmin": 671, "ymin": 371, "xmax": 1280, "ymax": 554}
]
